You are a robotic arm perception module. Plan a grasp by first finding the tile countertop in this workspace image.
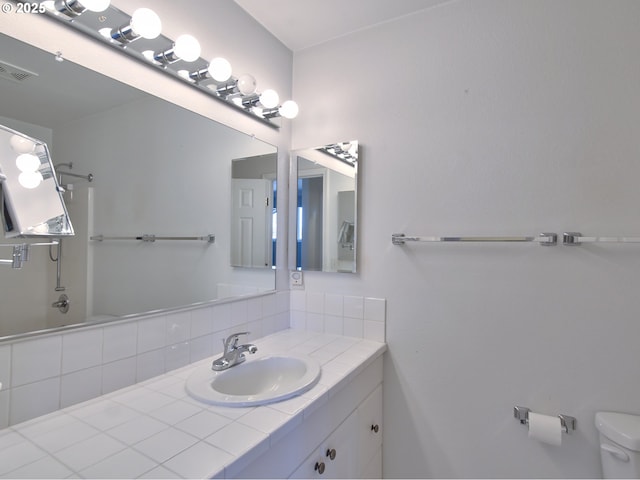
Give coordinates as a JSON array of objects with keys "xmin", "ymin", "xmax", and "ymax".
[{"xmin": 0, "ymin": 329, "xmax": 386, "ymax": 479}]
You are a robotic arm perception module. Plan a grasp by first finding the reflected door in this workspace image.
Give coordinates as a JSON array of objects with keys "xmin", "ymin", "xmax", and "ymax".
[{"xmin": 231, "ymin": 179, "xmax": 272, "ymax": 267}]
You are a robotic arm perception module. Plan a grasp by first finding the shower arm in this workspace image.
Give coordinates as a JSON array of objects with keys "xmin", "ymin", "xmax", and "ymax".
[{"xmin": 57, "ymin": 170, "xmax": 94, "ymax": 182}]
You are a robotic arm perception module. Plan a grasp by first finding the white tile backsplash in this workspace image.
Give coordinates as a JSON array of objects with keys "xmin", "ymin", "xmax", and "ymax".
[
  {"xmin": 62, "ymin": 329, "xmax": 103, "ymax": 374},
  {"xmin": 137, "ymin": 317, "xmax": 167, "ymax": 353},
  {"xmin": 0, "ymin": 290, "xmax": 376, "ymax": 428},
  {"xmin": 11, "ymin": 336, "xmax": 62, "ymax": 386},
  {"xmin": 10, "ymin": 378, "xmax": 61, "ymax": 425},
  {"xmin": 60, "ymin": 366, "xmax": 102, "ymax": 408},
  {"xmin": 102, "ymin": 323, "xmax": 137, "ymax": 363},
  {"xmin": 290, "ymin": 291, "xmax": 386, "ymax": 342},
  {"xmin": 344, "ymin": 295, "xmax": 365, "ymax": 319},
  {"xmin": 0, "ymin": 344, "xmax": 11, "ymax": 390}
]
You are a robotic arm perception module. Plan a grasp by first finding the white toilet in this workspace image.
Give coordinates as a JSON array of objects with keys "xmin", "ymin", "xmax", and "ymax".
[{"xmin": 595, "ymin": 411, "xmax": 640, "ymax": 478}]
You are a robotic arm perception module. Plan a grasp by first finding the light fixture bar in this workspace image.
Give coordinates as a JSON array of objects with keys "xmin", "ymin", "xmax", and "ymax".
[{"xmin": 37, "ymin": 3, "xmax": 298, "ymax": 127}]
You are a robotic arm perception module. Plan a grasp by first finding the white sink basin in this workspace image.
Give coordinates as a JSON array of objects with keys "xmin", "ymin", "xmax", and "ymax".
[{"xmin": 185, "ymin": 353, "xmax": 321, "ymax": 407}]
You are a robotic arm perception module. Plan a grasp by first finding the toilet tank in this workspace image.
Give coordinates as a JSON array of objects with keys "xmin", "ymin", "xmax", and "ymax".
[{"xmin": 595, "ymin": 412, "xmax": 640, "ymax": 478}]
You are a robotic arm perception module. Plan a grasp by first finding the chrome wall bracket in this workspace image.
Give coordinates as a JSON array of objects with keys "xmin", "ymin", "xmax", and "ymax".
[{"xmin": 562, "ymin": 232, "xmax": 583, "ymax": 246}]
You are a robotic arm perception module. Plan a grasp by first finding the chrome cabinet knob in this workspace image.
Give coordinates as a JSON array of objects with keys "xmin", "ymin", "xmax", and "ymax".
[
  {"xmin": 314, "ymin": 462, "xmax": 325, "ymax": 474},
  {"xmin": 371, "ymin": 424, "xmax": 380, "ymax": 433},
  {"xmin": 326, "ymin": 448, "xmax": 337, "ymax": 460}
]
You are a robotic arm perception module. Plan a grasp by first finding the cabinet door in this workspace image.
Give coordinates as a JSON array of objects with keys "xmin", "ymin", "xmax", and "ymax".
[
  {"xmin": 290, "ymin": 411, "xmax": 358, "ymax": 479},
  {"xmin": 357, "ymin": 384, "xmax": 383, "ymax": 476}
]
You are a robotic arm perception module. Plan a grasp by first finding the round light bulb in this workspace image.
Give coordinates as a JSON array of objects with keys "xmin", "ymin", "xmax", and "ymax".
[
  {"xmin": 279, "ymin": 100, "xmax": 299, "ymax": 119},
  {"xmin": 16, "ymin": 153, "xmax": 40, "ymax": 172},
  {"xmin": 130, "ymin": 8, "xmax": 162, "ymax": 39},
  {"xmin": 18, "ymin": 171, "xmax": 43, "ymax": 189},
  {"xmin": 260, "ymin": 89, "xmax": 279, "ymax": 109},
  {"xmin": 9, "ymin": 135, "xmax": 35, "ymax": 154},
  {"xmin": 81, "ymin": 0, "xmax": 110, "ymax": 12},
  {"xmin": 236, "ymin": 74, "xmax": 257, "ymax": 95},
  {"xmin": 208, "ymin": 57, "xmax": 232, "ymax": 82},
  {"xmin": 174, "ymin": 35, "xmax": 201, "ymax": 62}
]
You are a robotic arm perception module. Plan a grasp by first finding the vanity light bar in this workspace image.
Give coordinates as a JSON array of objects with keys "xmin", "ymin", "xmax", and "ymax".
[{"xmin": 35, "ymin": 1, "xmax": 299, "ymax": 126}]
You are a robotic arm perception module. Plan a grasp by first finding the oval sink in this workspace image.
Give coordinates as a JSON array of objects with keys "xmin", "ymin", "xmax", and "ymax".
[{"xmin": 185, "ymin": 353, "xmax": 321, "ymax": 407}]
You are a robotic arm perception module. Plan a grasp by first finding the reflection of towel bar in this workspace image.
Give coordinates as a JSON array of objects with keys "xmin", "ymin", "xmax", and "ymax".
[
  {"xmin": 91, "ymin": 234, "xmax": 215, "ymax": 243},
  {"xmin": 0, "ymin": 240, "xmax": 59, "ymax": 269},
  {"xmin": 392, "ymin": 233, "xmax": 558, "ymax": 246}
]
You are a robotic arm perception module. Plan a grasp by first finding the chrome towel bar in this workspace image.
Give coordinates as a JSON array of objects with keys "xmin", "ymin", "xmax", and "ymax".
[
  {"xmin": 91, "ymin": 234, "xmax": 215, "ymax": 243},
  {"xmin": 563, "ymin": 232, "xmax": 640, "ymax": 245},
  {"xmin": 391, "ymin": 233, "xmax": 558, "ymax": 246}
]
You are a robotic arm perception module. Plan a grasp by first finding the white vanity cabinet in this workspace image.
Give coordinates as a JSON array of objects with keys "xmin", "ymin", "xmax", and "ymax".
[
  {"xmin": 235, "ymin": 354, "xmax": 383, "ymax": 479},
  {"xmin": 291, "ymin": 384, "xmax": 383, "ymax": 479},
  {"xmin": 291, "ymin": 410, "xmax": 358, "ymax": 478},
  {"xmin": 357, "ymin": 384, "xmax": 383, "ymax": 476}
]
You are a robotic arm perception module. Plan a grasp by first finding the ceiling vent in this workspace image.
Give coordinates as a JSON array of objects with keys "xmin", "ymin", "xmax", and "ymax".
[{"xmin": 0, "ymin": 61, "xmax": 38, "ymax": 83}]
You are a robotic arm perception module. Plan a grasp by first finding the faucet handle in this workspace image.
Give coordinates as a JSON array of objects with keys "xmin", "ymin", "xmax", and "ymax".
[{"xmin": 223, "ymin": 331, "xmax": 251, "ymax": 350}]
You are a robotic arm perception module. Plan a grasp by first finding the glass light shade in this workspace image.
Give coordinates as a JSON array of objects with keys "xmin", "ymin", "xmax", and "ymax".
[
  {"xmin": 208, "ymin": 57, "xmax": 232, "ymax": 82},
  {"xmin": 236, "ymin": 74, "xmax": 257, "ymax": 95},
  {"xmin": 81, "ymin": 0, "xmax": 110, "ymax": 12},
  {"xmin": 130, "ymin": 8, "xmax": 162, "ymax": 39},
  {"xmin": 279, "ymin": 100, "xmax": 299, "ymax": 119},
  {"xmin": 16, "ymin": 153, "xmax": 40, "ymax": 172},
  {"xmin": 9, "ymin": 135, "xmax": 35, "ymax": 154},
  {"xmin": 18, "ymin": 171, "xmax": 43, "ymax": 189},
  {"xmin": 174, "ymin": 35, "xmax": 201, "ymax": 62},
  {"xmin": 260, "ymin": 89, "xmax": 279, "ymax": 109}
]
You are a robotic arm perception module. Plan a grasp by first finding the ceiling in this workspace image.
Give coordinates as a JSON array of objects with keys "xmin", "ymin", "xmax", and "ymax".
[{"xmin": 233, "ymin": 0, "xmax": 453, "ymax": 52}]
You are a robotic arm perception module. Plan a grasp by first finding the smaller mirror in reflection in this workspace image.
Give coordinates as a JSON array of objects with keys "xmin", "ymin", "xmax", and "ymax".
[
  {"xmin": 295, "ymin": 141, "xmax": 358, "ymax": 273},
  {"xmin": 230, "ymin": 154, "xmax": 278, "ymax": 268},
  {"xmin": 0, "ymin": 124, "xmax": 73, "ymax": 237}
]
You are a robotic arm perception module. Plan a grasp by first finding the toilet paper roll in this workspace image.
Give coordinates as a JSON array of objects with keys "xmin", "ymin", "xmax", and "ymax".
[{"xmin": 528, "ymin": 412, "xmax": 562, "ymax": 446}]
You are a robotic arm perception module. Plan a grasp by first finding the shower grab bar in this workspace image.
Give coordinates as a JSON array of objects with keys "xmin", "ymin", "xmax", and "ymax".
[
  {"xmin": 392, "ymin": 233, "xmax": 558, "ymax": 246},
  {"xmin": 563, "ymin": 232, "xmax": 640, "ymax": 245},
  {"xmin": 91, "ymin": 234, "xmax": 216, "ymax": 243}
]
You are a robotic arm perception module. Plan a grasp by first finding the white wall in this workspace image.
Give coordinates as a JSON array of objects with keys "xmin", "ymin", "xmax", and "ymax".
[{"xmin": 292, "ymin": 0, "xmax": 640, "ymax": 477}]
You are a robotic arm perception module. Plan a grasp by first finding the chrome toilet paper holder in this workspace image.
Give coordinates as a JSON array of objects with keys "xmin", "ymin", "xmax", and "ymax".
[{"xmin": 514, "ymin": 406, "xmax": 576, "ymax": 434}]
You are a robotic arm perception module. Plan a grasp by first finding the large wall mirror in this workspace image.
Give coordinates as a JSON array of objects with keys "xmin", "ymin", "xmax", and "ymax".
[
  {"xmin": 294, "ymin": 141, "xmax": 358, "ymax": 273},
  {"xmin": 0, "ymin": 32, "xmax": 276, "ymax": 339}
]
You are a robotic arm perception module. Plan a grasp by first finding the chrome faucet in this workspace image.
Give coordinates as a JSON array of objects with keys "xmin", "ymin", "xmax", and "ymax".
[{"xmin": 212, "ymin": 331, "xmax": 257, "ymax": 371}]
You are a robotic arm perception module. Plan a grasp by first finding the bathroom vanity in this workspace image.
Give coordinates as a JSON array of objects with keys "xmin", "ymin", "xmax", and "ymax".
[{"xmin": 0, "ymin": 330, "xmax": 385, "ymax": 478}]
